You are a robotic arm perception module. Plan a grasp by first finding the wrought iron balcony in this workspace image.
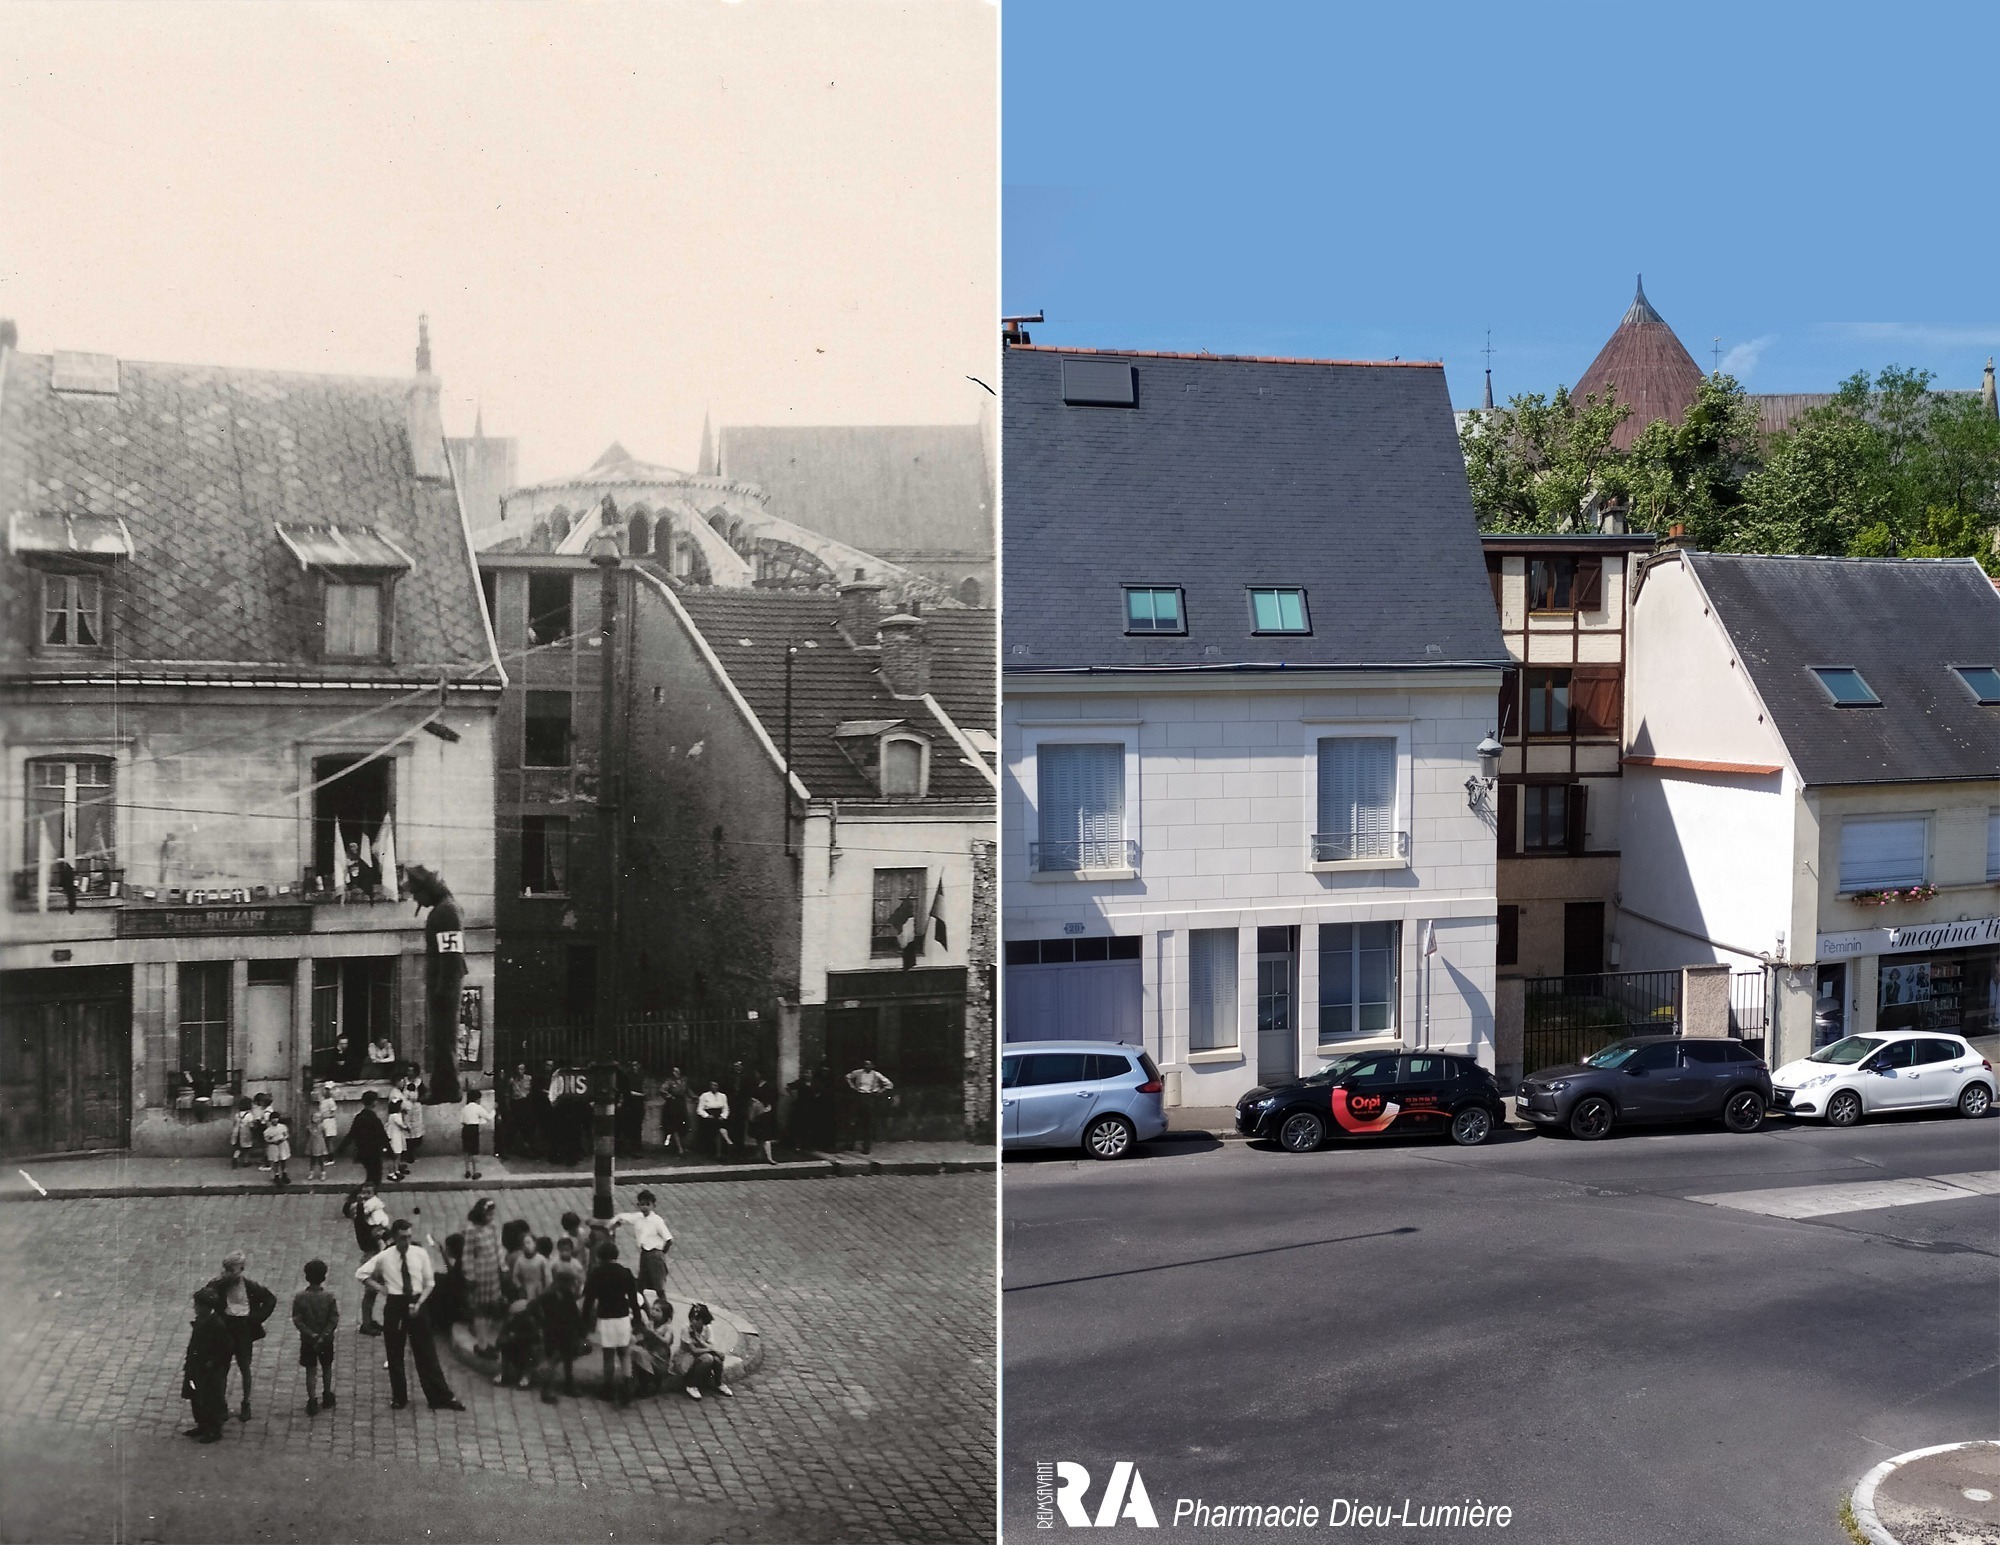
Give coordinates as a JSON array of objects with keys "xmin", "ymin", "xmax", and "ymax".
[
  {"xmin": 1031, "ymin": 838, "xmax": 1140, "ymax": 873},
  {"xmin": 1311, "ymin": 829, "xmax": 1410, "ymax": 863}
]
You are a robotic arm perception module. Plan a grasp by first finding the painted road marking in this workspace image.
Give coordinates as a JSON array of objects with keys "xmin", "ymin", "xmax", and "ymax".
[{"xmin": 1687, "ymin": 1171, "xmax": 2000, "ymax": 1220}]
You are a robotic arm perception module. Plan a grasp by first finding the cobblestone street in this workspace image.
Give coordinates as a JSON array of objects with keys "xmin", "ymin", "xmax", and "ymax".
[{"xmin": 0, "ymin": 1173, "xmax": 995, "ymax": 1543}]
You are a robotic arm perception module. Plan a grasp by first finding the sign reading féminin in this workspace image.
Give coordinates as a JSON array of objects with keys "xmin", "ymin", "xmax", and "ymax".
[{"xmin": 1817, "ymin": 915, "xmax": 2000, "ymax": 962}]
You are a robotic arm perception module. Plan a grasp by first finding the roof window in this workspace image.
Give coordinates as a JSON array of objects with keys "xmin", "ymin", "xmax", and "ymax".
[
  {"xmin": 1249, "ymin": 587, "xmax": 1310, "ymax": 635},
  {"xmin": 1123, "ymin": 586, "xmax": 1184, "ymax": 635},
  {"xmin": 50, "ymin": 351, "xmax": 120, "ymax": 396},
  {"xmin": 1811, "ymin": 667, "xmax": 1879, "ymax": 706},
  {"xmin": 1951, "ymin": 666, "xmax": 2000, "ymax": 705},
  {"xmin": 1060, "ymin": 357, "xmax": 1136, "ymax": 407}
]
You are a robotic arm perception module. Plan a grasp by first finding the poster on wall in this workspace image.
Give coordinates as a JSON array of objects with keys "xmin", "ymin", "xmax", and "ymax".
[{"xmin": 457, "ymin": 985, "xmax": 483, "ymax": 1068}]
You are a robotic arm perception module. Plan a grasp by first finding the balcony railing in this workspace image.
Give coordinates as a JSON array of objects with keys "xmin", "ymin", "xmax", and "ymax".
[
  {"xmin": 1031, "ymin": 838, "xmax": 1140, "ymax": 873},
  {"xmin": 1312, "ymin": 829, "xmax": 1410, "ymax": 862},
  {"xmin": 12, "ymin": 863, "xmax": 126, "ymax": 910}
]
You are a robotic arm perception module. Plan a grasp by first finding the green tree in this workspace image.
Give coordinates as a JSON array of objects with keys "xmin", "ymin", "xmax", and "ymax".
[
  {"xmin": 1621, "ymin": 373, "xmax": 1763, "ymax": 548},
  {"xmin": 1460, "ymin": 386, "xmax": 1630, "ymax": 532}
]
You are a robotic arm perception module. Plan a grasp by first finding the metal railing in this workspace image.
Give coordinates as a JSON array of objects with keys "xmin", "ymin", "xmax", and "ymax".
[
  {"xmin": 1730, "ymin": 968, "xmax": 1771, "ymax": 1059},
  {"xmin": 1312, "ymin": 829, "xmax": 1411, "ymax": 862},
  {"xmin": 1030, "ymin": 838, "xmax": 1139, "ymax": 873},
  {"xmin": 1522, "ymin": 968, "xmax": 1682, "ymax": 1070}
]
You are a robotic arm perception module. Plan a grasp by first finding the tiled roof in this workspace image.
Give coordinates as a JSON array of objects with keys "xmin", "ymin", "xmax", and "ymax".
[
  {"xmin": 0, "ymin": 349, "xmax": 494, "ymax": 680},
  {"xmin": 671, "ymin": 589, "xmax": 995, "ymax": 803},
  {"xmin": 1002, "ymin": 347, "xmax": 1507, "ymax": 671},
  {"xmin": 716, "ymin": 425, "xmax": 994, "ymax": 561},
  {"xmin": 1687, "ymin": 552, "xmax": 2000, "ymax": 785},
  {"xmin": 1573, "ymin": 280, "xmax": 1705, "ymax": 451}
]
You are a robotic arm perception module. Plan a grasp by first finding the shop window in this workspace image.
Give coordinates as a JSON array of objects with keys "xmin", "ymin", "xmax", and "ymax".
[
  {"xmin": 312, "ymin": 958, "xmax": 398, "ymax": 1078},
  {"xmin": 23, "ymin": 756, "xmax": 117, "ymax": 895},
  {"xmin": 1525, "ymin": 669, "xmax": 1571, "ymax": 735},
  {"xmin": 1839, "ymin": 814, "xmax": 1927, "ymax": 892},
  {"xmin": 324, "ymin": 580, "xmax": 388, "ymax": 660},
  {"xmin": 527, "ymin": 573, "xmax": 573, "ymax": 645},
  {"xmin": 310, "ymin": 755, "xmax": 393, "ymax": 894},
  {"xmin": 41, "ymin": 573, "xmax": 104, "ymax": 648},
  {"xmin": 1188, "ymin": 928, "xmax": 1238, "ymax": 1052},
  {"xmin": 1319, "ymin": 921, "xmax": 1399, "ymax": 1040},
  {"xmin": 179, "ymin": 961, "xmax": 231, "ymax": 1079},
  {"xmin": 524, "ymin": 691, "xmax": 573, "ymax": 767},
  {"xmin": 521, "ymin": 814, "xmax": 570, "ymax": 895},
  {"xmin": 871, "ymin": 868, "xmax": 928, "ymax": 959}
]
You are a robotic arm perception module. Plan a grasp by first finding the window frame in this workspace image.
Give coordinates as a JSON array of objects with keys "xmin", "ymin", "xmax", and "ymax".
[
  {"xmin": 1811, "ymin": 667, "xmax": 1880, "ymax": 706},
  {"xmin": 526, "ymin": 571, "xmax": 575, "ymax": 647},
  {"xmin": 22, "ymin": 754, "xmax": 119, "ymax": 889},
  {"xmin": 1525, "ymin": 557, "xmax": 1575, "ymax": 613},
  {"xmin": 1186, "ymin": 927, "xmax": 1240, "ymax": 1054},
  {"xmin": 522, "ymin": 690, "xmax": 574, "ymax": 769},
  {"xmin": 1303, "ymin": 723, "xmax": 1411, "ymax": 871},
  {"xmin": 1027, "ymin": 731, "xmax": 1136, "ymax": 877},
  {"xmin": 1247, "ymin": 586, "xmax": 1311, "ymax": 636},
  {"xmin": 1951, "ymin": 666, "xmax": 2000, "ymax": 705},
  {"xmin": 39, "ymin": 570, "xmax": 107, "ymax": 652},
  {"xmin": 178, "ymin": 960, "xmax": 232, "ymax": 1078},
  {"xmin": 1524, "ymin": 667, "xmax": 1572, "ymax": 737},
  {"xmin": 1837, "ymin": 813, "xmax": 1930, "ymax": 893},
  {"xmin": 320, "ymin": 574, "xmax": 393, "ymax": 662},
  {"xmin": 520, "ymin": 812, "xmax": 570, "ymax": 896},
  {"xmin": 1122, "ymin": 585, "xmax": 1187, "ymax": 636},
  {"xmin": 1521, "ymin": 783, "xmax": 1570, "ymax": 854},
  {"xmin": 869, "ymin": 866, "xmax": 930, "ymax": 960},
  {"xmin": 1317, "ymin": 919, "xmax": 1402, "ymax": 1044},
  {"xmin": 879, "ymin": 733, "xmax": 930, "ymax": 798}
]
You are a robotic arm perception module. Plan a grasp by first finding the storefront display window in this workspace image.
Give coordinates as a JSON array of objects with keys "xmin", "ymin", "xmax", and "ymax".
[{"xmin": 1877, "ymin": 945, "xmax": 1999, "ymax": 1038}]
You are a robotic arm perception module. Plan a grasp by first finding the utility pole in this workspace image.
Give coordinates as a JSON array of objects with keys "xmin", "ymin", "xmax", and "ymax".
[{"xmin": 586, "ymin": 506, "xmax": 623, "ymax": 1228}]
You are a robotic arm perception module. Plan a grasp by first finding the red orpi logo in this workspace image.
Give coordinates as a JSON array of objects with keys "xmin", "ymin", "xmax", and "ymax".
[{"xmin": 1330, "ymin": 1088, "xmax": 1399, "ymax": 1133}]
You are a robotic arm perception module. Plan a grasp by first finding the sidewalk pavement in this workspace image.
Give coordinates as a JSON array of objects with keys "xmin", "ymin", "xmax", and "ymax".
[
  {"xmin": 1852, "ymin": 1440, "xmax": 2000, "ymax": 1545},
  {"xmin": 1, "ymin": 1140, "xmax": 992, "ymax": 1201}
]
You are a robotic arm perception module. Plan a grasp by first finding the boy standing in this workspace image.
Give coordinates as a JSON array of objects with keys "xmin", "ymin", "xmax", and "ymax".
[
  {"xmin": 343, "ymin": 1183, "xmax": 390, "ymax": 1334},
  {"xmin": 182, "ymin": 1288, "xmax": 234, "ymax": 1441},
  {"xmin": 459, "ymin": 1081, "xmax": 491, "ymax": 1180},
  {"xmin": 292, "ymin": 1259, "xmax": 339, "ymax": 1414},
  {"xmin": 263, "ymin": 1111, "xmax": 292, "ymax": 1187},
  {"xmin": 611, "ymin": 1190, "xmax": 674, "ymax": 1296}
]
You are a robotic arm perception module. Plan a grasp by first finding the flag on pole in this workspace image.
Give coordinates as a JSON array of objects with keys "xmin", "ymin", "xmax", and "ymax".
[
  {"xmin": 35, "ymin": 817, "xmax": 51, "ymax": 915},
  {"xmin": 891, "ymin": 892, "xmax": 919, "ymax": 971},
  {"xmin": 332, "ymin": 816, "xmax": 348, "ymax": 894},
  {"xmin": 929, "ymin": 875, "xmax": 948, "ymax": 952},
  {"xmin": 376, "ymin": 816, "xmax": 400, "ymax": 898},
  {"xmin": 358, "ymin": 828, "xmax": 374, "ymax": 869}
]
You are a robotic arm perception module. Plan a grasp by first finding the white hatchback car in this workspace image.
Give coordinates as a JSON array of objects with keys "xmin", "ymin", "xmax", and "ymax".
[{"xmin": 1771, "ymin": 1031, "xmax": 1994, "ymax": 1126}]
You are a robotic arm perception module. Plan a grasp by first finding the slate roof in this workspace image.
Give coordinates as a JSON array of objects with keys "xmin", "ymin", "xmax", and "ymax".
[
  {"xmin": 671, "ymin": 588, "xmax": 995, "ymax": 803},
  {"xmin": 1686, "ymin": 552, "xmax": 2000, "ymax": 785},
  {"xmin": 0, "ymin": 348, "xmax": 494, "ymax": 681},
  {"xmin": 1002, "ymin": 346, "xmax": 1507, "ymax": 672},
  {"xmin": 716, "ymin": 425, "xmax": 994, "ymax": 560},
  {"xmin": 1573, "ymin": 279, "xmax": 1705, "ymax": 452}
]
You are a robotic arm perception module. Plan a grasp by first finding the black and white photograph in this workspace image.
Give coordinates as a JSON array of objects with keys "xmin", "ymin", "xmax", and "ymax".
[{"xmin": 0, "ymin": 3, "xmax": 997, "ymax": 1541}]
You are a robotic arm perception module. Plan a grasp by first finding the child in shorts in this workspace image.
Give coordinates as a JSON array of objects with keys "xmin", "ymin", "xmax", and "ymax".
[
  {"xmin": 306, "ymin": 1083, "xmax": 335, "ymax": 1182},
  {"xmin": 291, "ymin": 1258, "xmax": 339, "ymax": 1413},
  {"xmin": 263, "ymin": 1111, "xmax": 292, "ymax": 1186},
  {"xmin": 229, "ymin": 1097, "xmax": 258, "ymax": 1168}
]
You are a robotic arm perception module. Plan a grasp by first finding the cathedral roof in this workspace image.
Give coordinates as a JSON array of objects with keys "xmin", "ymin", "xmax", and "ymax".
[{"xmin": 1573, "ymin": 278, "xmax": 1705, "ymax": 451}]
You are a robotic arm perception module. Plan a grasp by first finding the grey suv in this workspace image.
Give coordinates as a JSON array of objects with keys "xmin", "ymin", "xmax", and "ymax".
[{"xmin": 1001, "ymin": 1041, "xmax": 1169, "ymax": 1159}]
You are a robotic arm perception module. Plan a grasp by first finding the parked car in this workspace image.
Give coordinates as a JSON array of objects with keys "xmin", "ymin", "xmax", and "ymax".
[
  {"xmin": 1516, "ymin": 1035, "xmax": 1771, "ymax": 1139},
  {"xmin": 1001, "ymin": 1041, "xmax": 1168, "ymax": 1159},
  {"xmin": 1235, "ymin": 1051, "xmax": 1506, "ymax": 1152},
  {"xmin": 1770, "ymin": 1031, "xmax": 1993, "ymax": 1126}
]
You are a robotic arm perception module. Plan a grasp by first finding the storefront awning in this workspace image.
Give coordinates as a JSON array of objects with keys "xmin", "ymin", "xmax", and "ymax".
[
  {"xmin": 8, "ymin": 511, "xmax": 135, "ymax": 561},
  {"xmin": 274, "ymin": 523, "xmax": 414, "ymax": 573}
]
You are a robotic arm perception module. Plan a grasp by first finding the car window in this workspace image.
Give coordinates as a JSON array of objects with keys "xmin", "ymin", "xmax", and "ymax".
[
  {"xmin": 1809, "ymin": 1035, "xmax": 1882, "ymax": 1065},
  {"xmin": 1001, "ymin": 1057, "xmax": 1021, "ymax": 1089},
  {"xmin": 1630, "ymin": 1043, "xmax": 1679, "ymax": 1072},
  {"xmin": 1138, "ymin": 1052, "xmax": 1163, "ymax": 1081},
  {"xmin": 1874, "ymin": 1041, "xmax": 1918, "ymax": 1070},
  {"xmin": 1721, "ymin": 1042, "xmax": 1760, "ymax": 1063},
  {"xmin": 1346, "ymin": 1056, "xmax": 1399, "ymax": 1086},
  {"xmin": 1936, "ymin": 1040, "xmax": 1971, "ymax": 1063},
  {"xmin": 1401, "ymin": 1055, "xmax": 1451, "ymax": 1085},
  {"xmin": 1583, "ymin": 1042, "xmax": 1643, "ymax": 1068},
  {"xmin": 1085, "ymin": 1054, "xmax": 1136, "ymax": 1082},
  {"xmin": 1680, "ymin": 1041, "xmax": 1730, "ymax": 1066},
  {"xmin": 1914, "ymin": 1039, "xmax": 1960, "ymax": 1067},
  {"xmin": 1018, "ymin": 1053, "xmax": 1089, "ymax": 1087}
]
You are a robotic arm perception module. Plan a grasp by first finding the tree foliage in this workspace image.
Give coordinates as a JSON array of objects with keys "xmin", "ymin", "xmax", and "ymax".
[{"xmin": 1460, "ymin": 386, "xmax": 1628, "ymax": 532}]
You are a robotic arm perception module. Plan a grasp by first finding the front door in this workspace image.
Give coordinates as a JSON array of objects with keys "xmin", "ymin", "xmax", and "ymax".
[
  {"xmin": 1256, "ymin": 927, "xmax": 1299, "ymax": 1087},
  {"xmin": 0, "ymin": 969, "xmax": 131, "ymax": 1157},
  {"xmin": 243, "ymin": 967, "xmax": 294, "ymax": 1107},
  {"xmin": 1563, "ymin": 902, "xmax": 1606, "ymax": 978}
]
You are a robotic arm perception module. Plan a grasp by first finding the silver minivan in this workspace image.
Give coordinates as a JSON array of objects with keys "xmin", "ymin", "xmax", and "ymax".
[{"xmin": 1001, "ymin": 1040, "xmax": 1169, "ymax": 1159}]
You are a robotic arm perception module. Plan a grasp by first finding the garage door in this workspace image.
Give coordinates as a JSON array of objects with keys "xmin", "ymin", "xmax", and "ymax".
[{"xmin": 1004, "ymin": 937, "xmax": 1142, "ymax": 1043}]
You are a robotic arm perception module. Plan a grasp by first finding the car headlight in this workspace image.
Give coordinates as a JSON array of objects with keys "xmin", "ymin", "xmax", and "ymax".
[
  {"xmin": 1800, "ymin": 1073, "xmax": 1836, "ymax": 1090},
  {"xmin": 1542, "ymin": 1080, "xmax": 1569, "ymax": 1094}
]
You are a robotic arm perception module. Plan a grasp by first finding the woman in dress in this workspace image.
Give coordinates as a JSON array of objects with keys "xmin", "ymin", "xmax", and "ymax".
[
  {"xmin": 460, "ymin": 1198, "xmax": 506, "ymax": 1357},
  {"xmin": 748, "ymin": 1075, "xmax": 778, "ymax": 1165}
]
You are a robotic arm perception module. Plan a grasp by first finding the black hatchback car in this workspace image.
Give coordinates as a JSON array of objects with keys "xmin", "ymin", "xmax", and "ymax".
[
  {"xmin": 1236, "ymin": 1051, "xmax": 1507, "ymax": 1152},
  {"xmin": 1516, "ymin": 1035, "xmax": 1772, "ymax": 1139}
]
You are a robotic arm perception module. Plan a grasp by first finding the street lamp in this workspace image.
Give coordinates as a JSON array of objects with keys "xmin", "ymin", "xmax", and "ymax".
[
  {"xmin": 586, "ymin": 514, "xmax": 622, "ymax": 1228},
  {"xmin": 1465, "ymin": 732, "xmax": 1503, "ymax": 817}
]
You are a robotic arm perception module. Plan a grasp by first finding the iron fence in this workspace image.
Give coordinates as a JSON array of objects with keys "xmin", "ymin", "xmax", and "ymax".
[
  {"xmin": 1729, "ymin": 969, "xmax": 1772, "ymax": 1059},
  {"xmin": 1030, "ymin": 838, "xmax": 1139, "ymax": 873},
  {"xmin": 496, "ymin": 1013, "xmax": 780, "ymax": 1084},
  {"xmin": 1312, "ymin": 829, "xmax": 1411, "ymax": 862},
  {"xmin": 1522, "ymin": 968, "xmax": 1682, "ymax": 1071}
]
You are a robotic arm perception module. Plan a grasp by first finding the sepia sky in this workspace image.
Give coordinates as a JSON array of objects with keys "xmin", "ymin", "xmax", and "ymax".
[{"xmin": 0, "ymin": 0, "xmax": 997, "ymax": 483}]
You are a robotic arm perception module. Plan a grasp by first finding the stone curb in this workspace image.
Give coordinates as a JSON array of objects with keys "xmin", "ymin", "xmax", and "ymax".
[
  {"xmin": 442, "ymin": 1306, "xmax": 765, "ymax": 1394},
  {"xmin": 0, "ymin": 1153, "xmax": 990, "ymax": 1203},
  {"xmin": 1851, "ymin": 1440, "xmax": 2000, "ymax": 1545}
]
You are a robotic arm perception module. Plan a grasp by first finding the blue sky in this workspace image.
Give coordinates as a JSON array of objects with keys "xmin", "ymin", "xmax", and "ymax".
[{"xmin": 1004, "ymin": 1, "xmax": 2000, "ymax": 407}]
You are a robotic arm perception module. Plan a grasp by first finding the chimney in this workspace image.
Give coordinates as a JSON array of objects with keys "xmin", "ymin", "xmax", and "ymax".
[
  {"xmin": 0, "ymin": 319, "xmax": 16, "ymax": 353},
  {"xmin": 837, "ymin": 572, "xmax": 885, "ymax": 649},
  {"xmin": 1656, "ymin": 520, "xmax": 1698, "ymax": 555},
  {"xmin": 878, "ymin": 612, "xmax": 930, "ymax": 698},
  {"xmin": 407, "ymin": 314, "xmax": 449, "ymax": 481}
]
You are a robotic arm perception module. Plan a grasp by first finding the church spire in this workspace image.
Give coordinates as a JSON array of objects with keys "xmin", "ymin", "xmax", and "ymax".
[
  {"xmin": 697, "ymin": 409, "xmax": 716, "ymax": 477},
  {"xmin": 1983, "ymin": 357, "xmax": 1997, "ymax": 421},
  {"xmin": 1621, "ymin": 275, "xmax": 1665, "ymax": 328}
]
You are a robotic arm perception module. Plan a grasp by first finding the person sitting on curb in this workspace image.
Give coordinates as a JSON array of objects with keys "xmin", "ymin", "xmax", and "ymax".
[{"xmin": 677, "ymin": 1301, "xmax": 731, "ymax": 1400}]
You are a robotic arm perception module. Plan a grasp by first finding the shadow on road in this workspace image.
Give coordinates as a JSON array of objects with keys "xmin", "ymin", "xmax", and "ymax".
[{"xmin": 1004, "ymin": 1225, "xmax": 1419, "ymax": 1293}]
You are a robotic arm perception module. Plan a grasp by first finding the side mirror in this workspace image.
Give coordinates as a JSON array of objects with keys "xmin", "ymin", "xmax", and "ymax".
[{"xmin": 1625, "ymin": 1066, "xmax": 1646, "ymax": 1076}]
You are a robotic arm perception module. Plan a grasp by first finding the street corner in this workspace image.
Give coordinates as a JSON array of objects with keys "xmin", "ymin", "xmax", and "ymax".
[{"xmin": 1853, "ymin": 1441, "xmax": 2000, "ymax": 1545}]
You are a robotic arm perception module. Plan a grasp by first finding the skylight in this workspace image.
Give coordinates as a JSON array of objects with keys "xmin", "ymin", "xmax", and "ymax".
[
  {"xmin": 1124, "ymin": 586, "xmax": 1184, "ymax": 634},
  {"xmin": 1811, "ymin": 667, "xmax": 1879, "ymax": 705},
  {"xmin": 1953, "ymin": 666, "xmax": 2000, "ymax": 705},
  {"xmin": 1249, "ymin": 587, "xmax": 1310, "ymax": 634}
]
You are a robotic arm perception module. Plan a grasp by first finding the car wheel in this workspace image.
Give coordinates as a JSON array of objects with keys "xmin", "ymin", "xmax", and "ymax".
[
  {"xmin": 1825, "ymin": 1089, "xmax": 1864, "ymax": 1127},
  {"xmin": 1448, "ymin": 1106, "xmax": 1494, "ymax": 1146},
  {"xmin": 1568, "ymin": 1096, "xmax": 1614, "ymax": 1140},
  {"xmin": 1722, "ymin": 1089, "xmax": 1766, "ymax": 1133},
  {"xmin": 1082, "ymin": 1114, "xmax": 1135, "ymax": 1160},
  {"xmin": 1277, "ymin": 1111, "xmax": 1325, "ymax": 1153},
  {"xmin": 1957, "ymin": 1083, "xmax": 1992, "ymax": 1120}
]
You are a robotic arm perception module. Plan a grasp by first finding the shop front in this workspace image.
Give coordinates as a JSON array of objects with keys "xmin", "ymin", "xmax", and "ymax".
[{"xmin": 1817, "ymin": 915, "xmax": 2000, "ymax": 1047}]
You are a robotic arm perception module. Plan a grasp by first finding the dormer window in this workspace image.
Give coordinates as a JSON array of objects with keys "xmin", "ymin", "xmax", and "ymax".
[
  {"xmin": 11, "ymin": 513, "xmax": 132, "ymax": 655},
  {"xmin": 276, "ymin": 523, "xmax": 412, "ymax": 664},
  {"xmin": 42, "ymin": 573, "xmax": 103, "ymax": 648},
  {"xmin": 882, "ymin": 734, "xmax": 928, "ymax": 797},
  {"xmin": 1248, "ymin": 587, "xmax": 1310, "ymax": 634}
]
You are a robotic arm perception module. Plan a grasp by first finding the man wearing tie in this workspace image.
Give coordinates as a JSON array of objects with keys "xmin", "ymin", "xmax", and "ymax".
[{"xmin": 356, "ymin": 1218, "xmax": 467, "ymax": 1412}]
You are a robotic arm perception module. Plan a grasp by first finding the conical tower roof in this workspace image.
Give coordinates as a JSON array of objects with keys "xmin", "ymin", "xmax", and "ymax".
[{"xmin": 1573, "ymin": 277, "xmax": 1704, "ymax": 450}]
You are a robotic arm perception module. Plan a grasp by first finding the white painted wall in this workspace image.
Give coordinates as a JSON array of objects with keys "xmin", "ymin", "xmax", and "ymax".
[
  {"xmin": 1622, "ymin": 555, "xmax": 1791, "ymax": 768},
  {"xmin": 1002, "ymin": 672, "xmax": 1500, "ymax": 1106}
]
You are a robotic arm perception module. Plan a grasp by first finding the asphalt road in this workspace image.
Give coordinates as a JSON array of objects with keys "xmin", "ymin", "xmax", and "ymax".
[{"xmin": 1002, "ymin": 1111, "xmax": 2000, "ymax": 1544}]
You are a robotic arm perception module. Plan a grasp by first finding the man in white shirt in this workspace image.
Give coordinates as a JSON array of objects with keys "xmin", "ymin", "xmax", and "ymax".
[
  {"xmin": 356, "ymin": 1219, "xmax": 465, "ymax": 1412},
  {"xmin": 612, "ymin": 1189, "xmax": 674, "ymax": 1295},
  {"xmin": 845, "ymin": 1060, "xmax": 895, "ymax": 1154}
]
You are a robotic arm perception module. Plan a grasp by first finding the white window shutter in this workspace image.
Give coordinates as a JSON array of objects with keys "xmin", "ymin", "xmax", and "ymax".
[{"xmin": 1838, "ymin": 816, "xmax": 1928, "ymax": 890}]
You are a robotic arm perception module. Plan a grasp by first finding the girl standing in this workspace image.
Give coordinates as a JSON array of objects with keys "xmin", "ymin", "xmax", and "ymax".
[
  {"xmin": 461, "ymin": 1198, "xmax": 506, "ymax": 1358},
  {"xmin": 385, "ymin": 1098, "xmax": 410, "ymax": 1182},
  {"xmin": 582, "ymin": 1241, "xmax": 643, "ymax": 1407},
  {"xmin": 263, "ymin": 1111, "xmax": 292, "ymax": 1186},
  {"xmin": 306, "ymin": 1084, "xmax": 336, "ymax": 1182}
]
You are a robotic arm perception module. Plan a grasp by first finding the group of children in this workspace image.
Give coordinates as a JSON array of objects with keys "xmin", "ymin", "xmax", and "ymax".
[
  {"xmin": 229, "ymin": 1074, "xmax": 432, "ymax": 1187},
  {"xmin": 228, "ymin": 1093, "xmax": 297, "ymax": 1185}
]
